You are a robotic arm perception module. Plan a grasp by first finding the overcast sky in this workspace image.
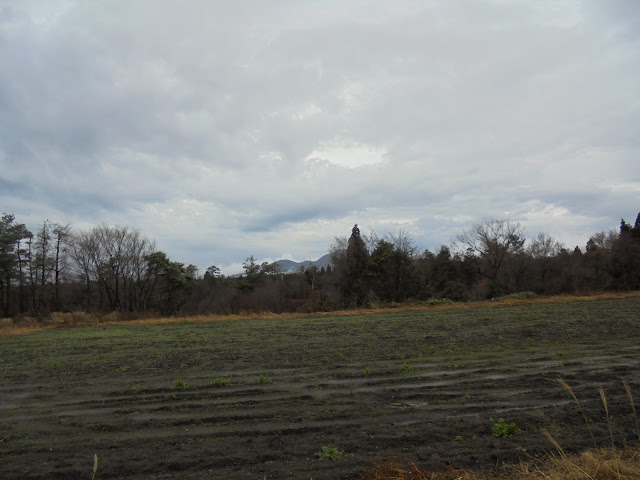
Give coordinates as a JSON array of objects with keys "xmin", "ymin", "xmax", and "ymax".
[{"xmin": 1, "ymin": 0, "xmax": 638, "ymax": 274}]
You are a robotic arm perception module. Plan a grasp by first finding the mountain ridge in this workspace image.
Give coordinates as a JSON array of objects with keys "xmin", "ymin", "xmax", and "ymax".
[{"xmin": 275, "ymin": 253, "xmax": 332, "ymax": 273}]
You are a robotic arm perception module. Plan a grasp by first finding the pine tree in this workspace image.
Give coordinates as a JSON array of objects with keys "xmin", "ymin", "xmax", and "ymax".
[
  {"xmin": 344, "ymin": 224, "xmax": 370, "ymax": 305},
  {"xmin": 0, "ymin": 214, "xmax": 32, "ymax": 316}
]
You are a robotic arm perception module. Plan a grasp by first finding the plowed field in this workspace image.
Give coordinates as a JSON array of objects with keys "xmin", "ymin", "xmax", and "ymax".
[{"xmin": 1, "ymin": 297, "xmax": 639, "ymax": 479}]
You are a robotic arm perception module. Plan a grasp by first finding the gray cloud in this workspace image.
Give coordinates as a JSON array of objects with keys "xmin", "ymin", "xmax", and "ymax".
[{"xmin": 1, "ymin": 0, "xmax": 638, "ymax": 273}]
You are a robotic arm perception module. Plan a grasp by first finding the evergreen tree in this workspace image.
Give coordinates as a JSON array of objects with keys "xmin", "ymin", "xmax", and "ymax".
[
  {"xmin": 343, "ymin": 224, "xmax": 370, "ymax": 305},
  {"xmin": 0, "ymin": 214, "xmax": 32, "ymax": 316}
]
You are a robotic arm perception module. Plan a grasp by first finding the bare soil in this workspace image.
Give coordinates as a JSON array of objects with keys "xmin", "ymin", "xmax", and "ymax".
[{"xmin": 1, "ymin": 297, "xmax": 639, "ymax": 479}]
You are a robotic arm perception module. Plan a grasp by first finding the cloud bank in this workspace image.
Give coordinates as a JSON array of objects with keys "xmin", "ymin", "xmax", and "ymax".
[{"xmin": 1, "ymin": 0, "xmax": 638, "ymax": 273}]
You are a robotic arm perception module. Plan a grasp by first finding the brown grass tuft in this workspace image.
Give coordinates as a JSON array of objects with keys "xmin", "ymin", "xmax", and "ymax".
[
  {"xmin": 92, "ymin": 453, "xmax": 98, "ymax": 480},
  {"xmin": 358, "ymin": 457, "xmax": 477, "ymax": 480},
  {"xmin": 0, "ymin": 317, "xmax": 13, "ymax": 328},
  {"xmin": 600, "ymin": 387, "xmax": 616, "ymax": 448},
  {"xmin": 519, "ymin": 447, "xmax": 640, "ymax": 480},
  {"xmin": 360, "ymin": 448, "xmax": 640, "ymax": 480},
  {"xmin": 558, "ymin": 378, "xmax": 597, "ymax": 449},
  {"xmin": 541, "ymin": 428, "xmax": 567, "ymax": 459},
  {"xmin": 623, "ymin": 381, "xmax": 640, "ymax": 443}
]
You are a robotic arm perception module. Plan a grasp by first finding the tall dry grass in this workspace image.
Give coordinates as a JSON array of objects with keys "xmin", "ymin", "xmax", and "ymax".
[
  {"xmin": 359, "ymin": 380, "xmax": 640, "ymax": 480},
  {"xmin": 359, "ymin": 448, "xmax": 640, "ymax": 480},
  {"xmin": 91, "ymin": 454, "xmax": 98, "ymax": 480}
]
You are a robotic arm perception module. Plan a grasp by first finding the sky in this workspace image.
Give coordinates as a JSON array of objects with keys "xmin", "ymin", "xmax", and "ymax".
[{"xmin": 1, "ymin": 0, "xmax": 639, "ymax": 274}]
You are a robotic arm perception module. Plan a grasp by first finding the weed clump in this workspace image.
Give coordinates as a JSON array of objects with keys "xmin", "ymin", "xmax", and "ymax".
[
  {"xmin": 316, "ymin": 444, "xmax": 344, "ymax": 460},
  {"xmin": 491, "ymin": 418, "xmax": 522, "ymax": 437},
  {"xmin": 171, "ymin": 378, "xmax": 189, "ymax": 390},
  {"xmin": 400, "ymin": 363, "xmax": 414, "ymax": 373}
]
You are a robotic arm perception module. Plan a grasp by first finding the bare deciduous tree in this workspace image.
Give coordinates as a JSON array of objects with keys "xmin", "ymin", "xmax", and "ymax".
[
  {"xmin": 456, "ymin": 218, "xmax": 526, "ymax": 293},
  {"xmin": 527, "ymin": 232, "xmax": 564, "ymax": 259},
  {"xmin": 70, "ymin": 225, "xmax": 156, "ymax": 312},
  {"xmin": 386, "ymin": 228, "xmax": 417, "ymax": 257}
]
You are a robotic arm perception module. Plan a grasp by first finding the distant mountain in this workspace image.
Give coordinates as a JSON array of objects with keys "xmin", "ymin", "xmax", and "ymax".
[{"xmin": 275, "ymin": 253, "xmax": 332, "ymax": 273}]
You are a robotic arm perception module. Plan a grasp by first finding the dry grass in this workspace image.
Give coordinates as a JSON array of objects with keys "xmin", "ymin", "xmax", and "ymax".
[
  {"xmin": 358, "ymin": 447, "xmax": 640, "ymax": 480},
  {"xmin": 360, "ymin": 379, "xmax": 640, "ymax": 480},
  {"xmin": 557, "ymin": 378, "xmax": 597, "ymax": 449},
  {"xmin": 0, "ymin": 317, "xmax": 13, "ymax": 328},
  {"xmin": 624, "ymin": 381, "xmax": 640, "ymax": 443},
  {"xmin": 514, "ymin": 447, "xmax": 640, "ymax": 480},
  {"xmin": 92, "ymin": 454, "xmax": 98, "ymax": 480},
  {"xmin": 2, "ymin": 291, "xmax": 639, "ymax": 338},
  {"xmin": 358, "ymin": 458, "xmax": 481, "ymax": 480}
]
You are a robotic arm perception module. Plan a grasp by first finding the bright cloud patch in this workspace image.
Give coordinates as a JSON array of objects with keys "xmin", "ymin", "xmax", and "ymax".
[
  {"xmin": 305, "ymin": 140, "xmax": 387, "ymax": 169},
  {"xmin": 291, "ymin": 103, "xmax": 322, "ymax": 120}
]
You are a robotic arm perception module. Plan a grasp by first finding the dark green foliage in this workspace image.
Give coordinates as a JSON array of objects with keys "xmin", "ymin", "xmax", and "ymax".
[
  {"xmin": 146, "ymin": 251, "xmax": 195, "ymax": 315},
  {"xmin": 204, "ymin": 265, "xmax": 220, "ymax": 284},
  {"xmin": 0, "ymin": 214, "xmax": 32, "ymax": 316},
  {"xmin": 340, "ymin": 224, "xmax": 370, "ymax": 306},
  {"xmin": 610, "ymin": 214, "xmax": 640, "ymax": 290},
  {"xmin": 238, "ymin": 255, "xmax": 280, "ymax": 292}
]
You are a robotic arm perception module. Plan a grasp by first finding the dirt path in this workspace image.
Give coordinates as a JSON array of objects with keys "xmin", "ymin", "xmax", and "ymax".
[{"xmin": 1, "ymin": 297, "xmax": 639, "ymax": 479}]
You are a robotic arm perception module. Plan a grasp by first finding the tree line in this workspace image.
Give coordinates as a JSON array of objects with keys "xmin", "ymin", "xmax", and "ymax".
[{"xmin": 1, "ymin": 212, "xmax": 639, "ymax": 319}]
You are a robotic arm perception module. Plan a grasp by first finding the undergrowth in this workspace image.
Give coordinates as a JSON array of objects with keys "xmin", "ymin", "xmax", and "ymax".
[{"xmin": 3, "ymin": 291, "xmax": 639, "ymax": 338}]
